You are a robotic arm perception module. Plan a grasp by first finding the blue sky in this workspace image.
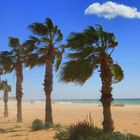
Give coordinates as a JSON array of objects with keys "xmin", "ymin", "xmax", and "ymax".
[{"xmin": 0, "ymin": 0, "xmax": 140, "ymax": 100}]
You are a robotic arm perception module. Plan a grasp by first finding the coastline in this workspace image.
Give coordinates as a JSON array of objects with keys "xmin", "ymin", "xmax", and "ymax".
[{"xmin": 21, "ymin": 98, "xmax": 140, "ymax": 105}]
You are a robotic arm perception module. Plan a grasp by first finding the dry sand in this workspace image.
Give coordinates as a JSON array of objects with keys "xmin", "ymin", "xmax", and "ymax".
[{"xmin": 0, "ymin": 101, "xmax": 140, "ymax": 140}]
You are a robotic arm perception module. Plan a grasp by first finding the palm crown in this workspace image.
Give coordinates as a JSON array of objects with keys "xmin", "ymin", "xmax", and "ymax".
[
  {"xmin": 0, "ymin": 37, "xmax": 31, "ymax": 74},
  {"xmin": 0, "ymin": 80, "xmax": 11, "ymax": 92},
  {"xmin": 61, "ymin": 25, "xmax": 124, "ymax": 84},
  {"xmin": 26, "ymin": 18, "xmax": 64, "ymax": 69}
]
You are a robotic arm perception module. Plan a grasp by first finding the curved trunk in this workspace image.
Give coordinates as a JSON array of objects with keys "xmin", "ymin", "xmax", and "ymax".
[
  {"xmin": 16, "ymin": 59, "xmax": 23, "ymax": 122},
  {"xmin": 4, "ymin": 89, "xmax": 8, "ymax": 117},
  {"xmin": 44, "ymin": 61, "xmax": 53, "ymax": 125},
  {"xmin": 100, "ymin": 59, "xmax": 114, "ymax": 133}
]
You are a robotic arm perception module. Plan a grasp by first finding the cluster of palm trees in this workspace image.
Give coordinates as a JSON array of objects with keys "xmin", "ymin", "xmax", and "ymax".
[{"xmin": 0, "ymin": 18, "xmax": 124, "ymax": 133}]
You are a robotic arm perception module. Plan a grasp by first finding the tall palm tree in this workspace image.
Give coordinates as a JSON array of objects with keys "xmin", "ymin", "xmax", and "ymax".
[
  {"xmin": 60, "ymin": 25, "xmax": 124, "ymax": 133},
  {"xmin": 26, "ymin": 18, "xmax": 64, "ymax": 124},
  {"xmin": 0, "ymin": 37, "xmax": 33, "ymax": 122},
  {"xmin": 0, "ymin": 80, "xmax": 11, "ymax": 117}
]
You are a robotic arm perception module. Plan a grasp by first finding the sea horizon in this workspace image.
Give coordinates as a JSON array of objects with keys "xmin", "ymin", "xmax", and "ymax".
[{"xmin": 21, "ymin": 98, "xmax": 140, "ymax": 105}]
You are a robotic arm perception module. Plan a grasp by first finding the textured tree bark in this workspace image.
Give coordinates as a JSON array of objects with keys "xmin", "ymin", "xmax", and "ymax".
[
  {"xmin": 44, "ymin": 46, "xmax": 54, "ymax": 125},
  {"xmin": 4, "ymin": 90, "xmax": 8, "ymax": 117},
  {"xmin": 44, "ymin": 61, "xmax": 53, "ymax": 125},
  {"xmin": 101, "ymin": 97, "xmax": 114, "ymax": 133},
  {"xmin": 16, "ymin": 59, "xmax": 23, "ymax": 122},
  {"xmin": 100, "ymin": 59, "xmax": 114, "ymax": 133}
]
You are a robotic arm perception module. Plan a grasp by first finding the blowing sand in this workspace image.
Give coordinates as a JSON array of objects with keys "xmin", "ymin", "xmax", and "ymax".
[{"xmin": 0, "ymin": 101, "xmax": 140, "ymax": 140}]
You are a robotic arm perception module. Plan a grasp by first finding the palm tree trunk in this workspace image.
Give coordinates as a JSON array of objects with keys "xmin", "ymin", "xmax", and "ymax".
[
  {"xmin": 44, "ymin": 60, "xmax": 53, "ymax": 125},
  {"xmin": 101, "ymin": 97, "xmax": 114, "ymax": 133},
  {"xmin": 16, "ymin": 60, "xmax": 23, "ymax": 122},
  {"xmin": 4, "ymin": 90, "xmax": 8, "ymax": 117},
  {"xmin": 100, "ymin": 59, "xmax": 114, "ymax": 133}
]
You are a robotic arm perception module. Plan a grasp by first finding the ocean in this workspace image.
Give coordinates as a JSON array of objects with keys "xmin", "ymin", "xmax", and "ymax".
[{"xmin": 52, "ymin": 99, "xmax": 140, "ymax": 105}]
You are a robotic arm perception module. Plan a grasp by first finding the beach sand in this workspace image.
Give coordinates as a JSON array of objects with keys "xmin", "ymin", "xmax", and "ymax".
[{"xmin": 0, "ymin": 101, "xmax": 140, "ymax": 140}]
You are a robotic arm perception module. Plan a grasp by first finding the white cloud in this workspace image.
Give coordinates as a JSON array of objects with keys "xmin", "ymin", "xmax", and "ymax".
[{"xmin": 85, "ymin": 1, "xmax": 140, "ymax": 19}]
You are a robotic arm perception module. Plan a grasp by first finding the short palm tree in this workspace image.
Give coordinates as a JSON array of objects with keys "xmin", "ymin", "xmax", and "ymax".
[
  {"xmin": 26, "ymin": 18, "xmax": 64, "ymax": 124},
  {"xmin": 0, "ymin": 79, "xmax": 11, "ymax": 117},
  {"xmin": 0, "ymin": 37, "xmax": 33, "ymax": 122},
  {"xmin": 60, "ymin": 25, "xmax": 124, "ymax": 133}
]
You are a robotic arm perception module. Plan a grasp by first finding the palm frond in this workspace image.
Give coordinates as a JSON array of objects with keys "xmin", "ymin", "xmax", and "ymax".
[
  {"xmin": 42, "ymin": 37, "xmax": 51, "ymax": 44},
  {"xmin": 112, "ymin": 63, "xmax": 124, "ymax": 83},
  {"xmin": 83, "ymin": 26, "xmax": 99, "ymax": 44},
  {"xmin": 0, "ymin": 82, "xmax": 3, "ymax": 90},
  {"xmin": 55, "ymin": 29, "xmax": 63, "ymax": 43},
  {"xmin": 29, "ymin": 36, "xmax": 41, "ymax": 43},
  {"xmin": 68, "ymin": 46, "xmax": 97, "ymax": 60},
  {"xmin": 23, "ymin": 40, "xmax": 36, "ymax": 54},
  {"xmin": 0, "ymin": 51, "xmax": 15, "ymax": 73},
  {"xmin": 53, "ymin": 25, "xmax": 58, "ymax": 34},
  {"xmin": 107, "ymin": 33, "xmax": 118, "ymax": 48},
  {"xmin": 38, "ymin": 47, "xmax": 49, "ymax": 54},
  {"xmin": 67, "ymin": 26, "xmax": 99, "ymax": 51},
  {"xmin": 0, "ymin": 79, "xmax": 11, "ymax": 92},
  {"xmin": 67, "ymin": 33, "xmax": 86, "ymax": 50},
  {"xmin": 55, "ymin": 55, "xmax": 62, "ymax": 72},
  {"xmin": 29, "ymin": 23, "xmax": 48, "ymax": 36},
  {"xmin": 37, "ymin": 55, "xmax": 47, "ymax": 66},
  {"xmin": 9, "ymin": 37, "xmax": 20, "ymax": 49},
  {"xmin": 55, "ymin": 48, "xmax": 63, "ymax": 71},
  {"xmin": 60, "ymin": 59, "xmax": 98, "ymax": 85},
  {"xmin": 24, "ymin": 53, "xmax": 38, "ymax": 68},
  {"xmin": 7, "ymin": 85, "xmax": 12, "ymax": 92},
  {"xmin": 45, "ymin": 18, "xmax": 54, "ymax": 31},
  {"xmin": 0, "ymin": 66, "xmax": 4, "ymax": 75}
]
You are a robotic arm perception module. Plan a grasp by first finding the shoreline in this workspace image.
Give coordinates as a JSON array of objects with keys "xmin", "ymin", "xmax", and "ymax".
[
  {"xmin": 30, "ymin": 98, "xmax": 140, "ymax": 105},
  {"xmin": 1, "ymin": 98, "xmax": 140, "ymax": 105}
]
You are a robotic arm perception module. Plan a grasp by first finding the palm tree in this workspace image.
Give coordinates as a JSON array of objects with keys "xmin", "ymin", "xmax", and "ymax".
[
  {"xmin": 26, "ymin": 18, "xmax": 64, "ymax": 124},
  {"xmin": 60, "ymin": 25, "xmax": 124, "ymax": 133},
  {"xmin": 0, "ymin": 37, "xmax": 33, "ymax": 122},
  {"xmin": 0, "ymin": 80, "xmax": 11, "ymax": 117}
]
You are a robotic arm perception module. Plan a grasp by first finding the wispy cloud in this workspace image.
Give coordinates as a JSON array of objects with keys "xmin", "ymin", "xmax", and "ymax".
[{"xmin": 85, "ymin": 1, "xmax": 140, "ymax": 19}]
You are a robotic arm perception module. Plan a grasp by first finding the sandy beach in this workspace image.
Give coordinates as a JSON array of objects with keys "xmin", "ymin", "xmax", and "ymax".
[{"xmin": 0, "ymin": 101, "xmax": 140, "ymax": 140}]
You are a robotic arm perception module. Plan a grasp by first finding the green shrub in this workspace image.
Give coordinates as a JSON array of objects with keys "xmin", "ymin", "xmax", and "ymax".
[
  {"xmin": 32, "ymin": 119, "xmax": 45, "ymax": 131},
  {"xmin": 45, "ymin": 122, "xmax": 52, "ymax": 129},
  {"xmin": 93, "ymin": 132, "xmax": 140, "ymax": 140},
  {"xmin": 54, "ymin": 120, "xmax": 95, "ymax": 140},
  {"xmin": 32, "ymin": 119, "xmax": 63, "ymax": 131},
  {"xmin": 54, "ymin": 129, "xmax": 69, "ymax": 140},
  {"xmin": 45, "ymin": 122, "xmax": 62, "ymax": 130},
  {"xmin": 54, "ymin": 121, "xmax": 140, "ymax": 140},
  {"xmin": 52, "ymin": 123, "xmax": 63, "ymax": 130},
  {"xmin": 68, "ymin": 120, "xmax": 95, "ymax": 140}
]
